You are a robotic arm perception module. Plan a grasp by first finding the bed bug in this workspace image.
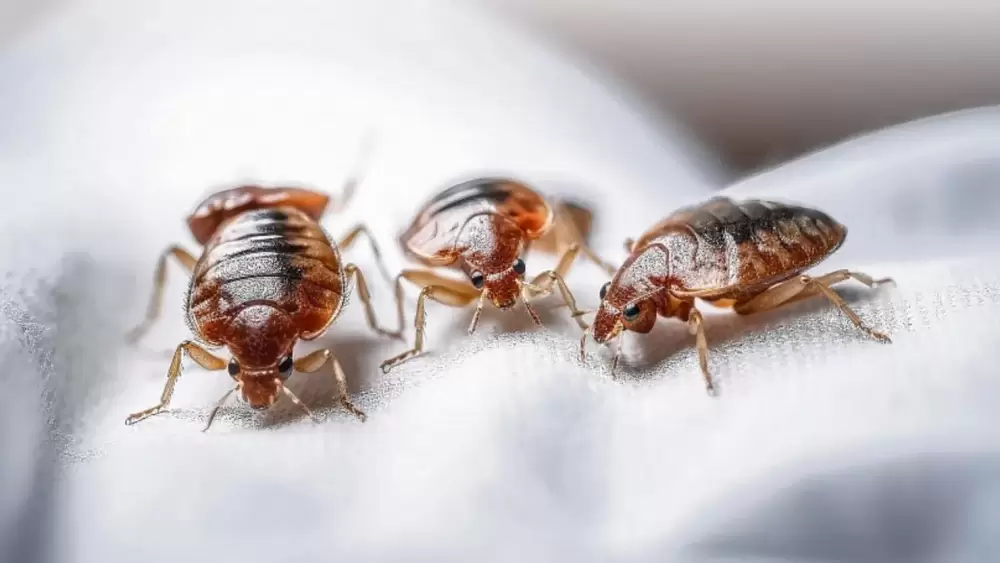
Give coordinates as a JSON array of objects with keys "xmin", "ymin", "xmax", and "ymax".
[
  {"xmin": 581, "ymin": 196, "xmax": 893, "ymax": 394},
  {"xmin": 379, "ymin": 177, "xmax": 616, "ymax": 373},
  {"xmin": 123, "ymin": 177, "xmax": 403, "ymax": 431}
]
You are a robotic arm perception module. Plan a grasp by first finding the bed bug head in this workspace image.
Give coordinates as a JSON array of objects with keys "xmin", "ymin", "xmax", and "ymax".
[
  {"xmin": 465, "ymin": 257, "xmax": 528, "ymax": 310},
  {"xmin": 588, "ymin": 242, "xmax": 667, "ymax": 350},
  {"xmin": 594, "ymin": 280, "xmax": 658, "ymax": 338},
  {"xmin": 224, "ymin": 303, "xmax": 299, "ymax": 409},
  {"xmin": 581, "ymin": 277, "xmax": 660, "ymax": 365}
]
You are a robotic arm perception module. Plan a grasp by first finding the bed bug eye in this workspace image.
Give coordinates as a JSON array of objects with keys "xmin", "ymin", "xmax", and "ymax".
[
  {"xmin": 227, "ymin": 359, "xmax": 240, "ymax": 376},
  {"xmin": 278, "ymin": 355, "xmax": 294, "ymax": 378},
  {"xmin": 599, "ymin": 282, "xmax": 610, "ymax": 300},
  {"xmin": 623, "ymin": 303, "xmax": 641, "ymax": 321},
  {"xmin": 470, "ymin": 271, "xmax": 485, "ymax": 289},
  {"xmin": 513, "ymin": 259, "xmax": 526, "ymax": 275}
]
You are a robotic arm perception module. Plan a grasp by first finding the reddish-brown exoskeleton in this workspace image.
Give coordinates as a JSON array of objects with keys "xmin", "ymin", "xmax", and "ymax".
[
  {"xmin": 582, "ymin": 196, "xmax": 894, "ymax": 394},
  {"xmin": 379, "ymin": 177, "xmax": 615, "ymax": 372},
  {"xmin": 124, "ymin": 179, "xmax": 403, "ymax": 430}
]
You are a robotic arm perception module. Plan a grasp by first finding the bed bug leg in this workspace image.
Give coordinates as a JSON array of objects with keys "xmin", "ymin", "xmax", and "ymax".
[
  {"xmin": 623, "ymin": 237, "xmax": 635, "ymax": 253},
  {"xmin": 293, "ymin": 348, "xmax": 366, "ymax": 421},
  {"xmin": 126, "ymin": 340, "xmax": 227, "ymax": 426},
  {"xmin": 533, "ymin": 202, "xmax": 617, "ymax": 278},
  {"xmin": 841, "ymin": 271, "xmax": 895, "ymax": 289},
  {"xmin": 526, "ymin": 242, "xmax": 579, "ymax": 294},
  {"xmin": 687, "ymin": 308, "xmax": 716, "ymax": 395},
  {"xmin": 293, "ymin": 348, "xmax": 332, "ymax": 372},
  {"xmin": 524, "ymin": 270, "xmax": 588, "ymax": 330},
  {"xmin": 337, "ymin": 224, "xmax": 396, "ymax": 289},
  {"xmin": 381, "ymin": 286, "xmax": 433, "ymax": 373},
  {"xmin": 125, "ymin": 245, "xmax": 198, "ymax": 344},
  {"xmin": 551, "ymin": 201, "xmax": 617, "ymax": 275},
  {"xmin": 380, "ymin": 270, "xmax": 481, "ymax": 373},
  {"xmin": 344, "ymin": 263, "xmax": 404, "ymax": 341},
  {"xmin": 523, "ymin": 241, "xmax": 589, "ymax": 329},
  {"xmin": 733, "ymin": 270, "xmax": 892, "ymax": 343},
  {"xmin": 521, "ymin": 292, "xmax": 543, "ymax": 327}
]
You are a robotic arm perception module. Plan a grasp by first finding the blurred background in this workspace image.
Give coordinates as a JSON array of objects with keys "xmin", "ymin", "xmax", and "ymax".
[{"xmin": 9, "ymin": 0, "xmax": 998, "ymax": 173}]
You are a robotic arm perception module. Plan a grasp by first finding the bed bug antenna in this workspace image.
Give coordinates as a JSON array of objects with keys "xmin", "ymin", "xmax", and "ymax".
[
  {"xmin": 281, "ymin": 384, "xmax": 319, "ymax": 423},
  {"xmin": 329, "ymin": 128, "xmax": 380, "ymax": 214},
  {"xmin": 203, "ymin": 386, "xmax": 238, "ymax": 433}
]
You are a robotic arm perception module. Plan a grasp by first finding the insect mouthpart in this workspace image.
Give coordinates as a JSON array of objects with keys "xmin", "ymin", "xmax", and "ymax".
[
  {"xmin": 238, "ymin": 373, "xmax": 282, "ymax": 410},
  {"xmin": 489, "ymin": 286, "xmax": 519, "ymax": 310},
  {"xmin": 590, "ymin": 304, "xmax": 624, "ymax": 345},
  {"xmin": 480, "ymin": 269, "xmax": 522, "ymax": 310},
  {"xmin": 579, "ymin": 303, "xmax": 624, "ymax": 362}
]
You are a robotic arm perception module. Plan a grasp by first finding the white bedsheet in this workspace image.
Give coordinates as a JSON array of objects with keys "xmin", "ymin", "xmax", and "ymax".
[{"xmin": 1, "ymin": 1, "xmax": 998, "ymax": 562}]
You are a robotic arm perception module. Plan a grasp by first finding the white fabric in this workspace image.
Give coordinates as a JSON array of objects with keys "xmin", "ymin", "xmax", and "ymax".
[{"xmin": 2, "ymin": 1, "xmax": 999, "ymax": 562}]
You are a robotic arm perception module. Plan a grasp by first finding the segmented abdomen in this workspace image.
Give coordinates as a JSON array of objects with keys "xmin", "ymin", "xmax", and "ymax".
[
  {"xmin": 638, "ymin": 197, "xmax": 846, "ymax": 297},
  {"xmin": 187, "ymin": 207, "xmax": 345, "ymax": 340},
  {"xmin": 400, "ymin": 178, "xmax": 553, "ymax": 265}
]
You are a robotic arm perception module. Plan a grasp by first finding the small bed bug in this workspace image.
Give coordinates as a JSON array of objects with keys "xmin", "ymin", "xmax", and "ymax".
[
  {"xmin": 582, "ymin": 196, "xmax": 893, "ymax": 393},
  {"xmin": 124, "ymin": 175, "xmax": 403, "ymax": 431},
  {"xmin": 379, "ymin": 177, "xmax": 615, "ymax": 373}
]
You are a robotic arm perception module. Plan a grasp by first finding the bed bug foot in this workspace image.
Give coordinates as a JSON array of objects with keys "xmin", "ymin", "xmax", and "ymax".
[
  {"xmin": 339, "ymin": 397, "xmax": 367, "ymax": 422},
  {"xmin": 125, "ymin": 407, "xmax": 163, "ymax": 426},
  {"xmin": 380, "ymin": 350, "xmax": 422, "ymax": 373},
  {"xmin": 687, "ymin": 308, "xmax": 718, "ymax": 396},
  {"xmin": 126, "ymin": 340, "xmax": 227, "ymax": 427},
  {"xmin": 868, "ymin": 328, "xmax": 892, "ymax": 344},
  {"xmin": 306, "ymin": 350, "xmax": 368, "ymax": 422}
]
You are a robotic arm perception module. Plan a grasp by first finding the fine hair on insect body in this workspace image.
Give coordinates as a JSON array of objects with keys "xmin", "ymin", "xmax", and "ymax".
[{"xmin": 582, "ymin": 196, "xmax": 894, "ymax": 393}]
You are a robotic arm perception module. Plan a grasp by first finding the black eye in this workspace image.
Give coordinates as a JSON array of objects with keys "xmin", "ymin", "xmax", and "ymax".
[
  {"xmin": 623, "ymin": 303, "xmax": 641, "ymax": 321},
  {"xmin": 227, "ymin": 359, "xmax": 240, "ymax": 376},
  {"xmin": 278, "ymin": 355, "xmax": 294, "ymax": 378},
  {"xmin": 599, "ymin": 282, "xmax": 610, "ymax": 300},
  {"xmin": 470, "ymin": 271, "xmax": 485, "ymax": 289},
  {"xmin": 512, "ymin": 259, "xmax": 526, "ymax": 275}
]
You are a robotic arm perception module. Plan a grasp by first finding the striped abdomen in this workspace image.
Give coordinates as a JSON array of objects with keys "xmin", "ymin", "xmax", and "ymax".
[
  {"xmin": 400, "ymin": 178, "xmax": 553, "ymax": 266},
  {"xmin": 632, "ymin": 197, "xmax": 846, "ymax": 298},
  {"xmin": 187, "ymin": 206, "xmax": 345, "ymax": 343}
]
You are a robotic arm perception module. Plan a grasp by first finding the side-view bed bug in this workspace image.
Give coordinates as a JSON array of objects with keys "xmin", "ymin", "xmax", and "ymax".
[
  {"xmin": 124, "ymin": 177, "xmax": 403, "ymax": 431},
  {"xmin": 581, "ymin": 196, "xmax": 893, "ymax": 394},
  {"xmin": 379, "ymin": 177, "xmax": 616, "ymax": 373}
]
